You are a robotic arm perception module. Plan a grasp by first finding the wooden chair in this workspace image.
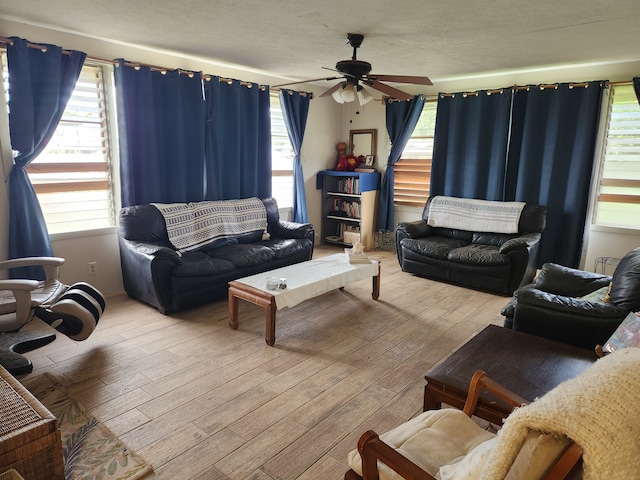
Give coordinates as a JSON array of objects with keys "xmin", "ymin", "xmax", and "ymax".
[{"xmin": 345, "ymin": 371, "xmax": 582, "ymax": 480}]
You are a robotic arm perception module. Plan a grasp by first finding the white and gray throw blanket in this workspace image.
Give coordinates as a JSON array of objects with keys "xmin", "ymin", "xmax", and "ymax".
[
  {"xmin": 427, "ymin": 196, "xmax": 525, "ymax": 234},
  {"xmin": 481, "ymin": 348, "xmax": 640, "ymax": 480},
  {"xmin": 152, "ymin": 197, "xmax": 267, "ymax": 253}
]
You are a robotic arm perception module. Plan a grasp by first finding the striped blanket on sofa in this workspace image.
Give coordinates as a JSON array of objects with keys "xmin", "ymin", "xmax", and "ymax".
[{"xmin": 152, "ymin": 198, "xmax": 267, "ymax": 253}]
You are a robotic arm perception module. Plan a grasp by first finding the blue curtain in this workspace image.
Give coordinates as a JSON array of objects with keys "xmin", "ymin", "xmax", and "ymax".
[
  {"xmin": 114, "ymin": 60, "xmax": 206, "ymax": 207},
  {"xmin": 506, "ymin": 82, "xmax": 605, "ymax": 267},
  {"xmin": 279, "ymin": 90, "xmax": 311, "ymax": 222},
  {"xmin": 377, "ymin": 95, "xmax": 425, "ymax": 231},
  {"xmin": 204, "ymin": 78, "xmax": 271, "ymax": 200},
  {"xmin": 430, "ymin": 89, "xmax": 513, "ymax": 200},
  {"xmin": 6, "ymin": 37, "xmax": 86, "ymax": 279}
]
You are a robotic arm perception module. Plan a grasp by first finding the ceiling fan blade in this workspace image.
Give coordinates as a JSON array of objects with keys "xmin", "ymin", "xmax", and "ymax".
[
  {"xmin": 321, "ymin": 66, "xmax": 358, "ymax": 80},
  {"xmin": 272, "ymin": 76, "xmax": 342, "ymax": 88},
  {"xmin": 368, "ymin": 74, "xmax": 432, "ymax": 86},
  {"xmin": 364, "ymin": 80, "xmax": 414, "ymax": 100},
  {"xmin": 319, "ymin": 82, "xmax": 345, "ymax": 98}
]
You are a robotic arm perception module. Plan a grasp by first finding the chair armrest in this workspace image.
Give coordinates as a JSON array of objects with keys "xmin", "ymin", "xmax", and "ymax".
[
  {"xmin": 358, "ymin": 431, "xmax": 437, "ymax": 480},
  {"xmin": 0, "ymin": 279, "xmax": 40, "ymax": 291},
  {"xmin": 396, "ymin": 220, "xmax": 431, "ymax": 239},
  {"xmin": 0, "ymin": 257, "xmax": 65, "ymax": 281},
  {"xmin": 535, "ymin": 263, "xmax": 611, "ymax": 297},
  {"xmin": 515, "ymin": 287, "xmax": 626, "ymax": 318},
  {"xmin": 463, "ymin": 370, "xmax": 528, "ymax": 416}
]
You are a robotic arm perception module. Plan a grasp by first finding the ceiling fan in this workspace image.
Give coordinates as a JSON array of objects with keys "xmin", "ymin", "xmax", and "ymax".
[{"xmin": 274, "ymin": 33, "xmax": 432, "ymax": 105}]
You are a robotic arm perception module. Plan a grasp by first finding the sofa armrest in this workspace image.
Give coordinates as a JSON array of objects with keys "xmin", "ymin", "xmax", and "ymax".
[
  {"xmin": 512, "ymin": 286, "xmax": 628, "ymax": 349},
  {"xmin": 118, "ymin": 238, "xmax": 182, "ymax": 314},
  {"xmin": 535, "ymin": 263, "xmax": 611, "ymax": 297},
  {"xmin": 269, "ymin": 220, "xmax": 314, "ymax": 242},
  {"xmin": 396, "ymin": 220, "xmax": 431, "ymax": 240},
  {"xmin": 499, "ymin": 233, "xmax": 541, "ymax": 254},
  {"xmin": 515, "ymin": 287, "xmax": 626, "ymax": 318}
]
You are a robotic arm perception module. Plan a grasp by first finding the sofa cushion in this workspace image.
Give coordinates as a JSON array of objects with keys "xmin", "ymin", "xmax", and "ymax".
[
  {"xmin": 401, "ymin": 237, "xmax": 469, "ymax": 260},
  {"xmin": 172, "ymin": 252, "xmax": 236, "ymax": 277},
  {"xmin": 261, "ymin": 238, "xmax": 314, "ymax": 259},
  {"xmin": 447, "ymin": 244, "xmax": 510, "ymax": 266},
  {"xmin": 208, "ymin": 244, "xmax": 276, "ymax": 268}
]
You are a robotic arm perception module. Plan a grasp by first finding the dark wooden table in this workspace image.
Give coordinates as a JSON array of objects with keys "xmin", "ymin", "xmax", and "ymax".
[{"xmin": 424, "ymin": 324, "xmax": 598, "ymax": 424}]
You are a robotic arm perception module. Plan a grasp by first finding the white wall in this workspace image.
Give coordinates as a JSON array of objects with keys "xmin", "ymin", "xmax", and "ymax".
[{"xmin": 1, "ymin": 18, "xmax": 639, "ymax": 296}]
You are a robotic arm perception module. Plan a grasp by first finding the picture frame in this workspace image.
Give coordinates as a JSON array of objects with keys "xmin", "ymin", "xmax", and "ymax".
[{"xmin": 365, "ymin": 155, "xmax": 374, "ymax": 167}]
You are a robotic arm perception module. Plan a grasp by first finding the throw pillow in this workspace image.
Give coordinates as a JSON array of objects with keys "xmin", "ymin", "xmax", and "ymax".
[{"xmin": 579, "ymin": 284, "xmax": 611, "ymax": 302}]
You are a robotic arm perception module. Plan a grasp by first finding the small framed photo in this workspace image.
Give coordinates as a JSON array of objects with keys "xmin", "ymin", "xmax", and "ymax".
[{"xmin": 365, "ymin": 155, "xmax": 374, "ymax": 167}]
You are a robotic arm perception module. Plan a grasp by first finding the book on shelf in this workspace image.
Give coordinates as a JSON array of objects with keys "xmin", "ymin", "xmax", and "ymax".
[{"xmin": 602, "ymin": 311, "xmax": 640, "ymax": 353}]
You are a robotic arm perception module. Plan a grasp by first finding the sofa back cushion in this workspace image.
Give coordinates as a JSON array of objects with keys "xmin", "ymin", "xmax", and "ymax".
[
  {"xmin": 609, "ymin": 247, "xmax": 640, "ymax": 311},
  {"xmin": 119, "ymin": 198, "xmax": 280, "ymax": 250},
  {"xmin": 119, "ymin": 204, "xmax": 172, "ymax": 246}
]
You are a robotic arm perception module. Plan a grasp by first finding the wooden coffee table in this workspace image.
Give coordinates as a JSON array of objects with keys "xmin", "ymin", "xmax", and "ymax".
[
  {"xmin": 228, "ymin": 253, "xmax": 380, "ymax": 345},
  {"xmin": 423, "ymin": 324, "xmax": 598, "ymax": 424}
]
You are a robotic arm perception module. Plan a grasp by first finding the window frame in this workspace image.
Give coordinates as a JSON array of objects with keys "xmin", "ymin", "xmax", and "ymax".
[
  {"xmin": 591, "ymin": 83, "xmax": 640, "ymax": 232},
  {"xmin": 269, "ymin": 92, "xmax": 294, "ymax": 210},
  {"xmin": 393, "ymin": 99, "xmax": 437, "ymax": 208}
]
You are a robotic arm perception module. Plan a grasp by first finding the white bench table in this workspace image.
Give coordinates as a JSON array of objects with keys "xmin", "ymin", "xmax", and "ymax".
[{"xmin": 228, "ymin": 253, "xmax": 380, "ymax": 345}]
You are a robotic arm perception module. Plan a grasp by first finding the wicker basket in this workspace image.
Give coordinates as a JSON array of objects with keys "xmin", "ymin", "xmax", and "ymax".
[{"xmin": 0, "ymin": 367, "xmax": 64, "ymax": 480}]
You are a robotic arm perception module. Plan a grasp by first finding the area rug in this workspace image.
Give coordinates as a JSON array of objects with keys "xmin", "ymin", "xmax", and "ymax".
[{"xmin": 23, "ymin": 373, "xmax": 153, "ymax": 480}]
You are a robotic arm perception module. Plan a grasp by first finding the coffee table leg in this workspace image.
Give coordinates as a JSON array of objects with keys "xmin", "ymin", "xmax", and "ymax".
[
  {"xmin": 265, "ymin": 298, "xmax": 277, "ymax": 346},
  {"xmin": 228, "ymin": 288, "xmax": 239, "ymax": 330},
  {"xmin": 423, "ymin": 384, "xmax": 442, "ymax": 412},
  {"xmin": 372, "ymin": 261, "xmax": 380, "ymax": 300}
]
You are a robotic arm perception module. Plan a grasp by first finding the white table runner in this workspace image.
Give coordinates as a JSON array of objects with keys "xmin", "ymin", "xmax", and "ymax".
[{"xmin": 235, "ymin": 253, "xmax": 378, "ymax": 309}]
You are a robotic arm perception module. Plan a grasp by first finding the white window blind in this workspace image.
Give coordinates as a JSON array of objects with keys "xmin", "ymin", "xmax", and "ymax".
[
  {"xmin": 270, "ymin": 93, "xmax": 294, "ymax": 209},
  {"xmin": 594, "ymin": 84, "xmax": 640, "ymax": 229},
  {"xmin": 394, "ymin": 100, "xmax": 437, "ymax": 207},
  {"xmin": 3, "ymin": 57, "xmax": 116, "ymax": 234}
]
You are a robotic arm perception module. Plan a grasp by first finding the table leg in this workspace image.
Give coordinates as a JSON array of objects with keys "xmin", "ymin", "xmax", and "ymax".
[
  {"xmin": 372, "ymin": 261, "xmax": 380, "ymax": 300},
  {"xmin": 228, "ymin": 288, "xmax": 239, "ymax": 330},
  {"xmin": 423, "ymin": 384, "xmax": 442, "ymax": 412},
  {"xmin": 265, "ymin": 297, "xmax": 277, "ymax": 346}
]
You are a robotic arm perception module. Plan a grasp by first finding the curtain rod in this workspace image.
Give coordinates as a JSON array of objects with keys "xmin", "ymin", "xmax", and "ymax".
[
  {"xmin": 439, "ymin": 80, "xmax": 613, "ymax": 98},
  {"xmin": 0, "ymin": 36, "xmax": 312, "ymax": 95}
]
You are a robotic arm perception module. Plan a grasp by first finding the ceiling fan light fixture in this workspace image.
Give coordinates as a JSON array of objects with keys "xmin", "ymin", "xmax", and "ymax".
[
  {"xmin": 332, "ymin": 88, "xmax": 346, "ymax": 104},
  {"xmin": 340, "ymin": 83, "xmax": 357, "ymax": 103},
  {"xmin": 357, "ymin": 86, "xmax": 373, "ymax": 105}
]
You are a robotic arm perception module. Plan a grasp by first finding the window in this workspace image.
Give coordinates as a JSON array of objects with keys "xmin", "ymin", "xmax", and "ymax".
[
  {"xmin": 594, "ymin": 84, "xmax": 640, "ymax": 229},
  {"xmin": 270, "ymin": 93, "xmax": 293, "ymax": 209},
  {"xmin": 393, "ymin": 100, "xmax": 437, "ymax": 207},
  {"xmin": 2, "ymin": 56, "xmax": 116, "ymax": 234}
]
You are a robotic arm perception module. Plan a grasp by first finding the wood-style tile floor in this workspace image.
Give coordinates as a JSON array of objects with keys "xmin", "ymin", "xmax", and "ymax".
[{"xmin": 18, "ymin": 246, "xmax": 508, "ymax": 479}]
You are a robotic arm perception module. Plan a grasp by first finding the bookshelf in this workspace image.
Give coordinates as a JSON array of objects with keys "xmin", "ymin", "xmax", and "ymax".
[{"xmin": 316, "ymin": 170, "xmax": 381, "ymax": 250}]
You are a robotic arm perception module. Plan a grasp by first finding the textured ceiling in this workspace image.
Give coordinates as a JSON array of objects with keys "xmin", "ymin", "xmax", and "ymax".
[{"xmin": 2, "ymin": 0, "xmax": 640, "ymax": 86}]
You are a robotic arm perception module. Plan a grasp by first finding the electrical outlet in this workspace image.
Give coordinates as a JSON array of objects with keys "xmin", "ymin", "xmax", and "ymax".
[{"xmin": 88, "ymin": 262, "xmax": 98, "ymax": 275}]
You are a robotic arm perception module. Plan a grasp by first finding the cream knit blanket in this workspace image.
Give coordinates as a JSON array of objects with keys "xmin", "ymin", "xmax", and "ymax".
[
  {"xmin": 427, "ymin": 196, "xmax": 525, "ymax": 234},
  {"xmin": 481, "ymin": 348, "xmax": 640, "ymax": 480}
]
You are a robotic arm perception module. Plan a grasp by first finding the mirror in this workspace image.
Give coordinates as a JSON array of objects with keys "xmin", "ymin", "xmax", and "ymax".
[{"xmin": 349, "ymin": 129, "xmax": 377, "ymax": 165}]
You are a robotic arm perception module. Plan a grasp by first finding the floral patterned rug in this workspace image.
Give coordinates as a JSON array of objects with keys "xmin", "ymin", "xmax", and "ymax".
[{"xmin": 23, "ymin": 373, "xmax": 153, "ymax": 480}]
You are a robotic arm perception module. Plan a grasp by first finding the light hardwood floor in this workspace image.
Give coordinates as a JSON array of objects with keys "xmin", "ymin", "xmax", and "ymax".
[{"xmin": 18, "ymin": 246, "xmax": 509, "ymax": 479}]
